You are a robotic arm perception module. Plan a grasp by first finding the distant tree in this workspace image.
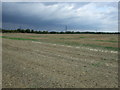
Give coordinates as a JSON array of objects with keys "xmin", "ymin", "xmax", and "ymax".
[
  {"xmin": 31, "ymin": 29, "xmax": 34, "ymax": 33},
  {"xmin": 17, "ymin": 29, "xmax": 21, "ymax": 32},
  {"xmin": 1, "ymin": 29, "xmax": 120, "ymax": 34},
  {"xmin": 42, "ymin": 31, "xmax": 48, "ymax": 34},
  {"xmin": 59, "ymin": 32, "xmax": 64, "ymax": 34},
  {"xmin": 25, "ymin": 29, "xmax": 31, "ymax": 33},
  {"xmin": 50, "ymin": 31, "xmax": 57, "ymax": 34}
]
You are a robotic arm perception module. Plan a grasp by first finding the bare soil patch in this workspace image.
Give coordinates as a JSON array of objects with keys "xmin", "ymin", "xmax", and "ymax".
[{"xmin": 2, "ymin": 33, "xmax": 118, "ymax": 88}]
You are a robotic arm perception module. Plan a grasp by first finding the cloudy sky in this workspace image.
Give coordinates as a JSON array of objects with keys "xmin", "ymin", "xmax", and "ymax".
[{"xmin": 2, "ymin": 2, "xmax": 118, "ymax": 32}]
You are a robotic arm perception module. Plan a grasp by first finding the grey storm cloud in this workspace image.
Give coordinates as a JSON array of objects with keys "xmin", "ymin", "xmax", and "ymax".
[{"xmin": 2, "ymin": 2, "xmax": 118, "ymax": 32}]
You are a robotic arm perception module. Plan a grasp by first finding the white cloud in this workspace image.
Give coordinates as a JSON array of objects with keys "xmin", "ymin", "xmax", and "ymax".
[{"xmin": 3, "ymin": 2, "xmax": 118, "ymax": 32}]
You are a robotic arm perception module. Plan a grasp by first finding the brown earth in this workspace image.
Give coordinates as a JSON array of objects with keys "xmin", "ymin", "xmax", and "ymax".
[
  {"xmin": 2, "ymin": 33, "xmax": 118, "ymax": 88},
  {"xmin": 3, "ymin": 33, "xmax": 119, "ymax": 48}
]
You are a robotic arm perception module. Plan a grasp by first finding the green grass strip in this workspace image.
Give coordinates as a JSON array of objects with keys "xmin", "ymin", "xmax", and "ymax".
[
  {"xmin": 79, "ymin": 37, "xmax": 86, "ymax": 38},
  {"xmin": 82, "ymin": 44, "xmax": 120, "ymax": 51},
  {"xmin": 1, "ymin": 36, "xmax": 119, "ymax": 51},
  {"xmin": 96, "ymin": 40, "xmax": 118, "ymax": 43},
  {"xmin": 62, "ymin": 42, "xmax": 119, "ymax": 51},
  {"xmin": 1, "ymin": 36, "xmax": 38, "ymax": 41}
]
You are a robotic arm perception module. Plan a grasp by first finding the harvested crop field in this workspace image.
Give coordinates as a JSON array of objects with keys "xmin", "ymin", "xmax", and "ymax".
[{"xmin": 2, "ymin": 33, "xmax": 119, "ymax": 88}]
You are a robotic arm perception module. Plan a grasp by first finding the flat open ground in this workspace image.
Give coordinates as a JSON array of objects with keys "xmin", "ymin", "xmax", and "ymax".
[{"xmin": 2, "ymin": 33, "xmax": 118, "ymax": 88}]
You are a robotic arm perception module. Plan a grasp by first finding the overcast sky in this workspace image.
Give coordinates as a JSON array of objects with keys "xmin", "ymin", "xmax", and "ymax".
[{"xmin": 2, "ymin": 2, "xmax": 118, "ymax": 32}]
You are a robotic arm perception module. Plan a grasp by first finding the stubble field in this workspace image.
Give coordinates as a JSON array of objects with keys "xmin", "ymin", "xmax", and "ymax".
[{"xmin": 2, "ymin": 33, "xmax": 119, "ymax": 88}]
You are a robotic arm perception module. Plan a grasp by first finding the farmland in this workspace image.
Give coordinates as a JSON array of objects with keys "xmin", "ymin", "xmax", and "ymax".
[{"xmin": 2, "ymin": 33, "xmax": 119, "ymax": 88}]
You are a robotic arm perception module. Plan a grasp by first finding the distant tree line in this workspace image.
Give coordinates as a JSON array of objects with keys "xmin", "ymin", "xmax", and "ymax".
[{"xmin": 1, "ymin": 29, "xmax": 120, "ymax": 34}]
